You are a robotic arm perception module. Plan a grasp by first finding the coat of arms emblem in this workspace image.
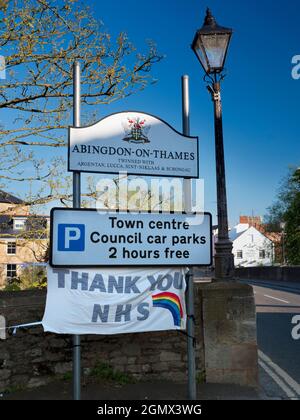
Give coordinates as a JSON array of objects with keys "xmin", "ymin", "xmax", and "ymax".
[{"xmin": 122, "ymin": 117, "xmax": 150, "ymax": 144}]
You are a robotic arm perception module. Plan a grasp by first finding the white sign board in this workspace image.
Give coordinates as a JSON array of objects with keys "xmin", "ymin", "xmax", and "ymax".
[
  {"xmin": 68, "ymin": 111, "xmax": 199, "ymax": 178},
  {"xmin": 42, "ymin": 266, "xmax": 187, "ymax": 335},
  {"xmin": 50, "ymin": 208, "xmax": 212, "ymax": 267}
]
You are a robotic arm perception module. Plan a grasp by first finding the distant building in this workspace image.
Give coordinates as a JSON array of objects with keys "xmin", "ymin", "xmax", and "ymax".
[
  {"xmin": 213, "ymin": 216, "xmax": 278, "ymax": 267},
  {"xmin": 229, "ymin": 222, "xmax": 274, "ymax": 267},
  {"xmin": 0, "ymin": 191, "xmax": 49, "ymax": 289}
]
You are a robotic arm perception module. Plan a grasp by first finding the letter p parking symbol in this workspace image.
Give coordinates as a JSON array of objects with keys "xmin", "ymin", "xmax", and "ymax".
[{"xmin": 58, "ymin": 224, "xmax": 85, "ymax": 251}]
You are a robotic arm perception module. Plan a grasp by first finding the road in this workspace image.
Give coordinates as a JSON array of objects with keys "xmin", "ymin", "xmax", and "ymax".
[{"xmin": 239, "ymin": 279, "xmax": 300, "ymax": 400}]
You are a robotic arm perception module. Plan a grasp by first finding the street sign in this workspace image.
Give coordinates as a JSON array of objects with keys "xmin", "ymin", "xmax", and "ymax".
[
  {"xmin": 68, "ymin": 111, "xmax": 199, "ymax": 178},
  {"xmin": 50, "ymin": 208, "xmax": 212, "ymax": 267}
]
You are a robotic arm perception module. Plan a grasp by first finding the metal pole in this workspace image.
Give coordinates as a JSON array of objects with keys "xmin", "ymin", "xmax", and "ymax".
[
  {"xmin": 282, "ymin": 230, "xmax": 285, "ymax": 265},
  {"xmin": 211, "ymin": 82, "xmax": 234, "ymax": 280},
  {"xmin": 73, "ymin": 60, "xmax": 81, "ymax": 400},
  {"xmin": 182, "ymin": 75, "xmax": 192, "ymax": 213},
  {"xmin": 182, "ymin": 75, "xmax": 197, "ymax": 400}
]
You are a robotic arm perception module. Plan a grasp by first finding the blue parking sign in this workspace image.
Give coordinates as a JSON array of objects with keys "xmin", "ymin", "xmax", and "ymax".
[{"xmin": 58, "ymin": 224, "xmax": 85, "ymax": 251}]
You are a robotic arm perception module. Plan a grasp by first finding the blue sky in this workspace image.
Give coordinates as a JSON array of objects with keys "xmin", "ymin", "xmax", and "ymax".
[
  {"xmin": 5, "ymin": 0, "xmax": 300, "ymax": 226},
  {"xmin": 87, "ymin": 0, "xmax": 300, "ymax": 226}
]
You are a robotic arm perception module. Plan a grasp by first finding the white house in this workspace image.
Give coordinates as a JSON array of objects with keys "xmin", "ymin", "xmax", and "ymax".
[{"xmin": 229, "ymin": 223, "xmax": 274, "ymax": 267}]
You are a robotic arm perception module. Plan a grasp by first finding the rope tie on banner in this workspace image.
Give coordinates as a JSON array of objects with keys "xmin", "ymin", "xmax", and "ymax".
[
  {"xmin": 0, "ymin": 321, "xmax": 42, "ymax": 336},
  {"xmin": 0, "ymin": 321, "xmax": 78, "ymax": 349},
  {"xmin": 187, "ymin": 314, "xmax": 196, "ymax": 323},
  {"xmin": 1, "ymin": 323, "xmax": 194, "ymax": 353},
  {"xmin": 2, "ymin": 323, "xmax": 195, "ymax": 348},
  {"xmin": 185, "ymin": 269, "xmax": 196, "ymax": 348},
  {"xmin": 179, "ymin": 330, "xmax": 196, "ymax": 347},
  {"xmin": 186, "ymin": 307, "xmax": 196, "ymax": 348}
]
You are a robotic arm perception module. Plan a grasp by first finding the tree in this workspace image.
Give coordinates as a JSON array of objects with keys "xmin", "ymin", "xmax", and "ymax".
[
  {"xmin": 4, "ymin": 265, "xmax": 47, "ymax": 291},
  {"xmin": 265, "ymin": 168, "xmax": 300, "ymax": 265},
  {"xmin": 0, "ymin": 0, "xmax": 162, "ymax": 272},
  {"xmin": 0, "ymin": 0, "xmax": 162, "ymax": 206}
]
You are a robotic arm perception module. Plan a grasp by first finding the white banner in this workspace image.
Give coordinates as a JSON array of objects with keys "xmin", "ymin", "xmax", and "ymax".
[{"xmin": 42, "ymin": 266, "xmax": 187, "ymax": 335}]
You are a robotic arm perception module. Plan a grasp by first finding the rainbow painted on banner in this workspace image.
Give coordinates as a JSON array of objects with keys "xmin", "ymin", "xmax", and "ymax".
[{"xmin": 152, "ymin": 292, "xmax": 183, "ymax": 327}]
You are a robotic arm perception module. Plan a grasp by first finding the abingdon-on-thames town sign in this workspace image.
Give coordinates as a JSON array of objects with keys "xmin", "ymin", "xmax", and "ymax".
[{"xmin": 68, "ymin": 111, "xmax": 199, "ymax": 178}]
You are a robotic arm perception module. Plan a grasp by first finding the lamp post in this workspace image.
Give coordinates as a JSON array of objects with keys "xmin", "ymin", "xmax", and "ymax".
[
  {"xmin": 192, "ymin": 8, "xmax": 234, "ymax": 279},
  {"xmin": 280, "ymin": 222, "xmax": 286, "ymax": 265}
]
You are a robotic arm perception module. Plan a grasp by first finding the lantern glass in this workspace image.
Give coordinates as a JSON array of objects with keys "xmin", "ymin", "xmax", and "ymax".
[
  {"xmin": 192, "ymin": 9, "xmax": 232, "ymax": 74},
  {"xmin": 200, "ymin": 33, "xmax": 231, "ymax": 72}
]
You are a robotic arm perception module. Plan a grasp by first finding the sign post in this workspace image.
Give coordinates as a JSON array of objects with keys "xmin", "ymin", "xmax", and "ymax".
[
  {"xmin": 55, "ymin": 69, "xmax": 208, "ymax": 401},
  {"xmin": 72, "ymin": 61, "xmax": 81, "ymax": 401},
  {"xmin": 182, "ymin": 75, "xmax": 197, "ymax": 400}
]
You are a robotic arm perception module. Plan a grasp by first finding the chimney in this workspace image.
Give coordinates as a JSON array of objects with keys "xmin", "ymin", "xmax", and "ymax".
[{"xmin": 239, "ymin": 216, "xmax": 262, "ymax": 227}]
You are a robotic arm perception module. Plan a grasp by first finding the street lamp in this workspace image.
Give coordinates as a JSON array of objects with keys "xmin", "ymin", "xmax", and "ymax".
[
  {"xmin": 280, "ymin": 222, "xmax": 286, "ymax": 265},
  {"xmin": 192, "ymin": 9, "xmax": 234, "ymax": 279}
]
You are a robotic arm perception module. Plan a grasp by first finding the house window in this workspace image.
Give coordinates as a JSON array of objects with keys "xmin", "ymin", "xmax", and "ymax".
[
  {"xmin": 7, "ymin": 242, "xmax": 16, "ymax": 254},
  {"xmin": 237, "ymin": 251, "xmax": 243, "ymax": 259},
  {"xmin": 7, "ymin": 264, "xmax": 17, "ymax": 280},
  {"xmin": 13, "ymin": 219, "xmax": 25, "ymax": 230},
  {"xmin": 259, "ymin": 250, "xmax": 266, "ymax": 259}
]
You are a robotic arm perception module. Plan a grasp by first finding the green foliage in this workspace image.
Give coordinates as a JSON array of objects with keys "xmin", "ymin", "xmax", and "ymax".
[
  {"xmin": 89, "ymin": 362, "xmax": 134, "ymax": 385},
  {"xmin": 284, "ymin": 185, "xmax": 300, "ymax": 265},
  {"xmin": 3, "ymin": 266, "xmax": 47, "ymax": 291},
  {"xmin": 196, "ymin": 370, "xmax": 206, "ymax": 384},
  {"xmin": 58, "ymin": 364, "xmax": 135, "ymax": 385},
  {"xmin": 265, "ymin": 167, "xmax": 300, "ymax": 265},
  {"xmin": 61, "ymin": 371, "xmax": 72, "ymax": 381},
  {"xmin": 3, "ymin": 280, "xmax": 21, "ymax": 291},
  {"xmin": 3, "ymin": 384, "xmax": 26, "ymax": 394}
]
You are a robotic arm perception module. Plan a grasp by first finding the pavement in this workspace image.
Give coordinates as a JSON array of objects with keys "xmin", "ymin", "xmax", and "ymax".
[
  {"xmin": 1, "ymin": 379, "xmax": 262, "ymax": 400},
  {"xmin": 239, "ymin": 278, "xmax": 300, "ymax": 400}
]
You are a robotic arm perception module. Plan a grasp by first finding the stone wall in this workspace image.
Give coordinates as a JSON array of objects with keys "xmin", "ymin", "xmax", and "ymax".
[
  {"xmin": 199, "ymin": 282, "xmax": 258, "ymax": 386},
  {"xmin": 0, "ymin": 282, "xmax": 258, "ymax": 392},
  {"xmin": 235, "ymin": 266, "xmax": 300, "ymax": 282},
  {"xmin": 0, "ymin": 288, "xmax": 204, "ymax": 391}
]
